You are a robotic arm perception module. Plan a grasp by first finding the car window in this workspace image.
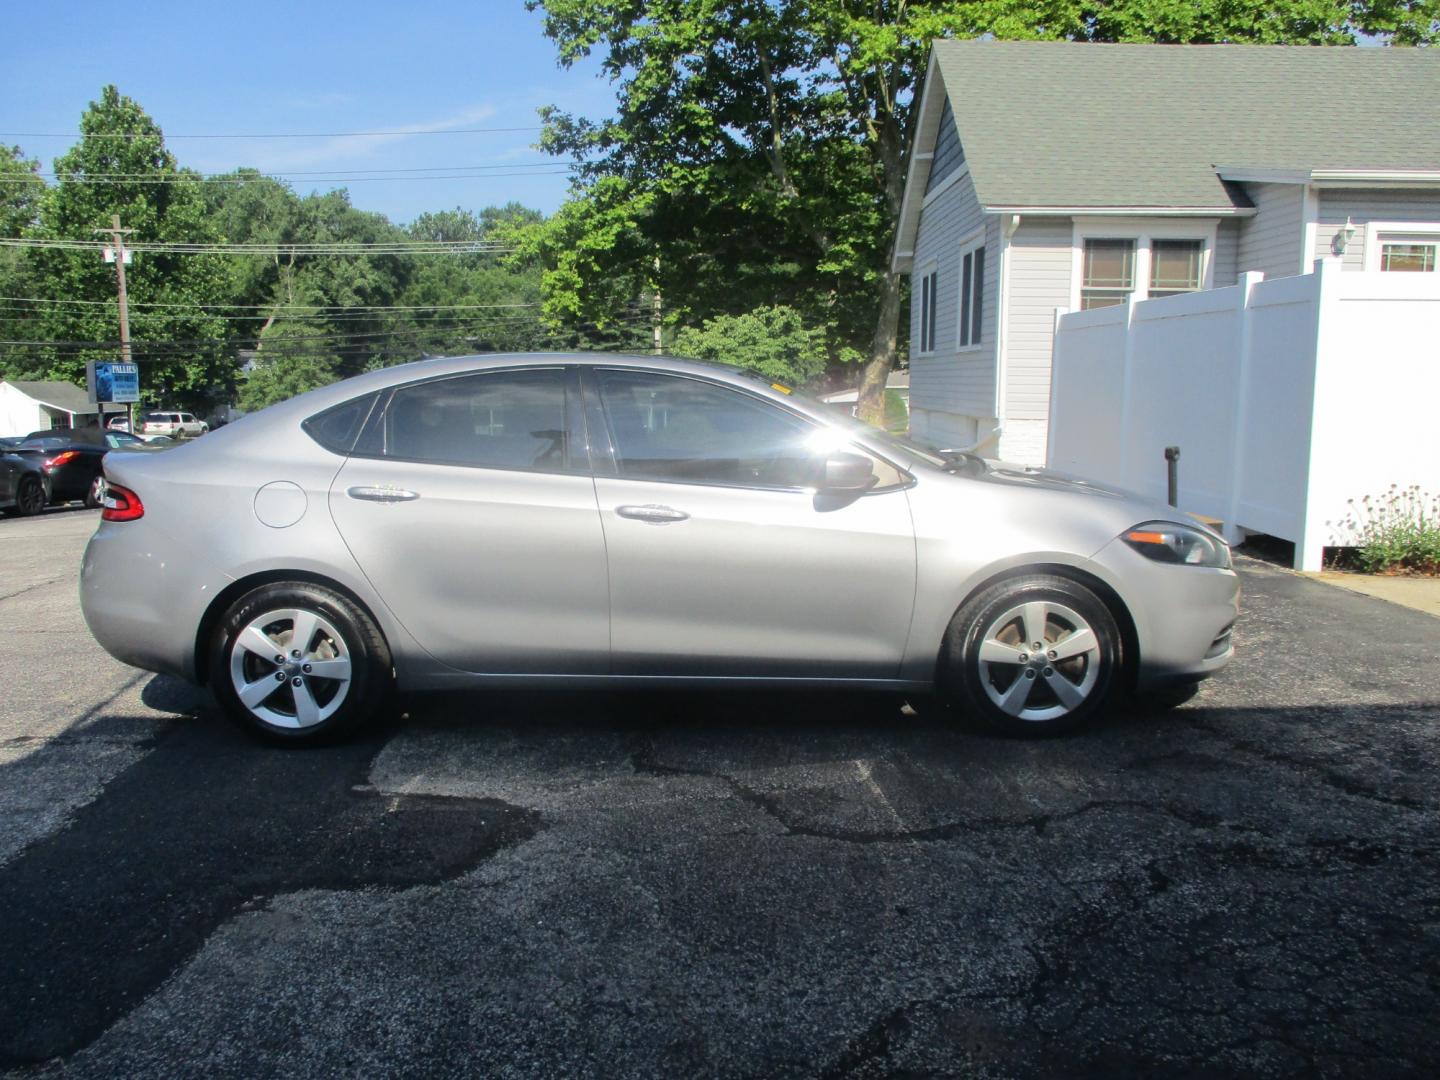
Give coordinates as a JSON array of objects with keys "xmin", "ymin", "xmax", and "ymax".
[
  {"xmin": 380, "ymin": 368, "xmax": 569, "ymax": 472},
  {"xmin": 304, "ymin": 392, "xmax": 379, "ymax": 455},
  {"xmin": 595, "ymin": 369, "xmax": 829, "ymax": 489}
]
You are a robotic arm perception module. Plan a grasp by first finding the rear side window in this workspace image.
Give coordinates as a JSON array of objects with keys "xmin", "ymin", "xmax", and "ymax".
[
  {"xmin": 303, "ymin": 393, "xmax": 379, "ymax": 455},
  {"xmin": 378, "ymin": 368, "xmax": 569, "ymax": 472}
]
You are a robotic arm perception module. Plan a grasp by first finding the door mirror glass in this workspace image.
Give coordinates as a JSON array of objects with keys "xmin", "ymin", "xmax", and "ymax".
[{"xmin": 817, "ymin": 451, "xmax": 875, "ymax": 493}]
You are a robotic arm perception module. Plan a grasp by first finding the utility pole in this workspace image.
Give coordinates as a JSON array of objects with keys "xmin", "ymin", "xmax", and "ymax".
[
  {"xmin": 651, "ymin": 254, "xmax": 663, "ymax": 356},
  {"xmin": 95, "ymin": 215, "xmax": 134, "ymax": 431}
]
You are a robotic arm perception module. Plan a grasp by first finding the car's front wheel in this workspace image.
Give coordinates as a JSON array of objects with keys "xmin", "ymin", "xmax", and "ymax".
[
  {"xmin": 941, "ymin": 574, "xmax": 1122, "ymax": 736},
  {"xmin": 210, "ymin": 582, "xmax": 391, "ymax": 744},
  {"xmin": 84, "ymin": 474, "xmax": 105, "ymax": 510}
]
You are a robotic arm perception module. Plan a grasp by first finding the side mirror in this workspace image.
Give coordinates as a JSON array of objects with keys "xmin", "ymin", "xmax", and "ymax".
[{"xmin": 817, "ymin": 450, "xmax": 875, "ymax": 493}]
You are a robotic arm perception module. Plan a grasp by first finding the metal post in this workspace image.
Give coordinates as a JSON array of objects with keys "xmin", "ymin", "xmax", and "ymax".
[{"xmin": 1164, "ymin": 446, "xmax": 1180, "ymax": 507}]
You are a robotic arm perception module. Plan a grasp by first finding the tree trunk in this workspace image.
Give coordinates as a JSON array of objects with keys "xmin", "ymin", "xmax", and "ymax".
[{"xmin": 855, "ymin": 264, "xmax": 903, "ymax": 426}]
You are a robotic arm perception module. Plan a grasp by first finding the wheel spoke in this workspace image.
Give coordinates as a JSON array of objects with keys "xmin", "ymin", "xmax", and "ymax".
[
  {"xmin": 998, "ymin": 673, "xmax": 1036, "ymax": 716},
  {"xmin": 289, "ymin": 609, "xmax": 320, "ymax": 657},
  {"xmin": 238, "ymin": 676, "xmax": 283, "ymax": 709},
  {"xmin": 1021, "ymin": 602, "xmax": 1050, "ymax": 649},
  {"xmin": 236, "ymin": 625, "xmax": 281, "ymax": 662},
  {"xmin": 978, "ymin": 638, "xmax": 1026, "ymax": 665},
  {"xmin": 1048, "ymin": 671, "xmax": 1088, "ymax": 711},
  {"xmin": 305, "ymin": 657, "xmax": 352, "ymax": 682},
  {"xmin": 292, "ymin": 679, "xmax": 321, "ymax": 727},
  {"xmin": 1050, "ymin": 628, "xmax": 1098, "ymax": 662}
]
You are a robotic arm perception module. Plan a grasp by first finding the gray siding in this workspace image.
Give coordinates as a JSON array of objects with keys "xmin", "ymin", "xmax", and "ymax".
[
  {"xmin": 1315, "ymin": 188, "xmax": 1440, "ymax": 271},
  {"xmin": 909, "ymin": 168, "xmax": 997, "ymax": 435},
  {"xmin": 1236, "ymin": 182, "xmax": 1304, "ymax": 279},
  {"xmin": 998, "ymin": 217, "xmax": 1074, "ymax": 465},
  {"xmin": 1212, "ymin": 218, "xmax": 1240, "ymax": 287},
  {"xmin": 925, "ymin": 100, "xmax": 965, "ymax": 195}
]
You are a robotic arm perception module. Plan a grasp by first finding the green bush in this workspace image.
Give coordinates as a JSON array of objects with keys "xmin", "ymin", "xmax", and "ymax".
[
  {"xmin": 881, "ymin": 388, "xmax": 909, "ymax": 433},
  {"xmin": 1341, "ymin": 485, "xmax": 1440, "ymax": 574}
]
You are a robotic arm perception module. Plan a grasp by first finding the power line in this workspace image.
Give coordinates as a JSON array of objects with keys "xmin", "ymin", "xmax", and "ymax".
[
  {"xmin": 0, "ymin": 237, "xmax": 517, "ymax": 256},
  {"xmin": 0, "ymin": 296, "xmax": 541, "ymax": 313},
  {"xmin": 31, "ymin": 170, "xmax": 574, "ymax": 186},
  {"xmin": 38, "ymin": 162, "xmax": 571, "ymax": 179},
  {"xmin": 0, "ymin": 126, "xmax": 544, "ymax": 140}
]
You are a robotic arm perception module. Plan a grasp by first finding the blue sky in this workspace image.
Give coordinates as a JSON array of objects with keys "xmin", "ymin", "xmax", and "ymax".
[{"xmin": 0, "ymin": 0, "xmax": 615, "ymax": 222}]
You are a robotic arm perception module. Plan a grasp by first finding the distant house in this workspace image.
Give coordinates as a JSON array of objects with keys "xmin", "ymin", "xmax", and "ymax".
[
  {"xmin": 893, "ymin": 40, "xmax": 1440, "ymax": 465},
  {"xmin": 0, "ymin": 380, "xmax": 100, "ymax": 436}
]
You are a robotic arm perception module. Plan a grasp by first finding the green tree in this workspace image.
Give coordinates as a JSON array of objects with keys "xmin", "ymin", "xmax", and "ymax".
[
  {"xmin": 30, "ymin": 86, "xmax": 232, "ymax": 408},
  {"xmin": 0, "ymin": 145, "xmax": 45, "ymax": 378},
  {"xmin": 526, "ymin": 0, "xmax": 1437, "ymax": 422},
  {"xmin": 672, "ymin": 305, "xmax": 829, "ymax": 386},
  {"xmin": 237, "ymin": 319, "xmax": 341, "ymax": 411}
]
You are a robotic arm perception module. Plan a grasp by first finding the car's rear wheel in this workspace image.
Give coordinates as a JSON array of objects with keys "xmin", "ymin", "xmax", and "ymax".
[
  {"xmin": 210, "ymin": 582, "xmax": 391, "ymax": 744},
  {"xmin": 84, "ymin": 474, "xmax": 105, "ymax": 510},
  {"xmin": 14, "ymin": 476, "xmax": 44, "ymax": 517},
  {"xmin": 941, "ymin": 574, "xmax": 1121, "ymax": 736}
]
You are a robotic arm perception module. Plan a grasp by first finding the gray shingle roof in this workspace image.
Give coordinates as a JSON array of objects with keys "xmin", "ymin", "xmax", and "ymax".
[
  {"xmin": 930, "ymin": 40, "xmax": 1440, "ymax": 210},
  {"xmin": 4, "ymin": 380, "xmax": 97, "ymax": 415}
]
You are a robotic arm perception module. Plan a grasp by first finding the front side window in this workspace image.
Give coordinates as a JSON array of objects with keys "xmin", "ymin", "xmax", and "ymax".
[
  {"xmin": 380, "ymin": 367, "xmax": 569, "ymax": 471},
  {"xmin": 597, "ymin": 370, "xmax": 822, "ymax": 489},
  {"xmin": 1381, "ymin": 241, "xmax": 1437, "ymax": 272},
  {"xmin": 1149, "ymin": 239, "xmax": 1204, "ymax": 297},
  {"xmin": 1081, "ymin": 239, "xmax": 1136, "ymax": 309}
]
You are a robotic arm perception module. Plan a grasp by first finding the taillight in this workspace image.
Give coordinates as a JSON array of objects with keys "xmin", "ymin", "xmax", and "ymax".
[
  {"xmin": 101, "ymin": 483, "xmax": 144, "ymax": 522},
  {"xmin": 45, "ymin": 450, "xmax": 80, "ymax": 469}
]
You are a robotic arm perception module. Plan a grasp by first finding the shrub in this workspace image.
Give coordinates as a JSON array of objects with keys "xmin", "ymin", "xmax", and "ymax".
[
  {"xmin": 882, "ymin": 388, "xmax": 909, "ymax": 433},
  {"xmin": 1340, "ymin": 485, "xmax": 1440, "ymax": 574}
]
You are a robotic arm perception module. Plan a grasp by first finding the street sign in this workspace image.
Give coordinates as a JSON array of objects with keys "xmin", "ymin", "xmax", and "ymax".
[{"xmin": 87, "ymin": 361, "xmax": 141, "ymax": 404}]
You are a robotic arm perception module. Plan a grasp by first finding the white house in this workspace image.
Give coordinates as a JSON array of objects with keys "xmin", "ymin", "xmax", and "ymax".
[
  {"xmin": 893, "ymin": 40, "xmax": 1440, "ymax": 465},
  {"xmin": 0, "ymin": 380, "xmax": 100, "ymax": 437}
]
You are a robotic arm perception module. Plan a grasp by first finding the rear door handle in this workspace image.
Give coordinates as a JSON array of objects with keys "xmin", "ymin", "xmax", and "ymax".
[
  {"xmin": 615, "ymin": 503, "xmax": 689, "ymax": 524},
  {"xmin": 347, "ymin": 485, "xmax": 420, "ymax": 503}
]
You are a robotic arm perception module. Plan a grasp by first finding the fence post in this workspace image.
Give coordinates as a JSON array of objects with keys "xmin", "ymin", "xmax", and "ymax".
[
  {"xmin": 1294, "ymin": 257, "xmax": 1344, "ymax": 571},
  {"xmin": 1223, "ymin": 271, "xmax": 1264, "ymax": 545},
  {"xmin": 1045, "ymin": 306, "xmax": 1069, "ymax": 468},
  {"xmin": 1116, "ymin": 291, "xmax": 1140, "ymax": 492}
]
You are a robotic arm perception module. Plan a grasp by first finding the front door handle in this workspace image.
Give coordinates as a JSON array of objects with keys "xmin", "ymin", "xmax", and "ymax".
[
  {"xmin": 615, "ymin": 503, "xmax": 689, "ymax": 524},
  {"xmin": 347, "ymin": 485, "xmax": 420, "ymax": 503}
]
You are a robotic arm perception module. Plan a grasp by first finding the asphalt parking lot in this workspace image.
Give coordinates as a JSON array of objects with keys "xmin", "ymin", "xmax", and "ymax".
[{"xmin": 2, "ymin": 509, "xmax": 1437, "ymax": 1077}]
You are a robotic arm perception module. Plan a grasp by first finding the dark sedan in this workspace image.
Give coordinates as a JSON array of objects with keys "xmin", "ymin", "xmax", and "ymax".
[
  {"xmin": 1, "ymin": 449, "xmax": 49, "ymax": 516},
  {"xmin": 11, "ymin": 428, "xmax": 164, "ymax": 510}
]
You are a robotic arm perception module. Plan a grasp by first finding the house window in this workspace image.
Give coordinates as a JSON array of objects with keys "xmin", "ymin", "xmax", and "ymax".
[
  {"xmin": 917, "ymin": 267, "xmax": 938, "ymax": 353},
  {"xmin": 1381, "ymin": 242, "xmax": 1436, "ymax": 272},
  {"xmin": 958, "ymin": 239, "xmax": 986, "ymax": 348},
  {"xmin": 1149, "ymin": 239, "xmax": 1204, "ymax": 297},
  {"xmin": 1081, "ymin": 239, "xmax": 1135, "ymax": 309}
]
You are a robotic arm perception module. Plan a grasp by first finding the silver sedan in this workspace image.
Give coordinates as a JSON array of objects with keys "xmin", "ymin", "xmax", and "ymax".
[{"xmin": 81, "ymin": 353, "xmax": 1238, "ymax": 744}]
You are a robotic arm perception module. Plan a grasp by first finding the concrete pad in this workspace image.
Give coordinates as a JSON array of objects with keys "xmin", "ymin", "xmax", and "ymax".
[{"xmin": 1314, "ymin": 571, "xmax": 1440, "ymax": 620}]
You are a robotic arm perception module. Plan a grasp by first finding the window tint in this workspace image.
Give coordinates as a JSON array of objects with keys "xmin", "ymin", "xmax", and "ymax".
[
  {"xmin": 597, "ymin": 370, "xmax": 821, "ymax": 488},
  {"xmin": 303, "ymin": 392, "xmax": 378, "ymax": 454},
  {"xmin": 382, "ymin": 368, "xmax": 568, "ymax": 471}
]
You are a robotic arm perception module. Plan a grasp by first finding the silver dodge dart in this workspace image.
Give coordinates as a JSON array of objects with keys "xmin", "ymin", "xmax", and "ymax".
[{"xmin": 81, "ymin": 353, "xmax": 1238, "ymax": 744}]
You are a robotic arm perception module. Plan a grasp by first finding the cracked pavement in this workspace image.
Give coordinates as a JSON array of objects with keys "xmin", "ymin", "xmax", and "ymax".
[{"xmin": 1, "ymin": 511, "xmax": 1437, "ymax": 1077}]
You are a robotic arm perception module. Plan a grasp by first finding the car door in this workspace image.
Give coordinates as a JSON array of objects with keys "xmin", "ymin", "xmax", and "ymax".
[
  {"xmin": 328, "ymin": 365, "xmax": 609, "ymax": 674},
  {"xmin": 587, "ymin": 367, "xmax": 917, "ymax": 679}
]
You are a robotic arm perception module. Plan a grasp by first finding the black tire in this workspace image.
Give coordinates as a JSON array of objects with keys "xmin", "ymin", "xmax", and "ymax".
[
  {"xmin": 83, "ymin": 474, "xmax": 105, "ymax": 510},
  {"xmin": 210, "ymin": 581, "xmax": 391, "ymax": 745},
  {"xmin": 14, "ymin": 476, "xmax": 45, "ymax": 517},
  {"xmin": 940, "ymin": 574, "xmax": 1122, "ymax": 737}
]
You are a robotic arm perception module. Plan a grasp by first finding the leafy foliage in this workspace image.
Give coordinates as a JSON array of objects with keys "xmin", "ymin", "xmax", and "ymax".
[
  {"xmin": 1340, "ymin": 485, "xmax": 1440, "ymax": 574},
  {"xmin": 672, "ymin": 305, "xmax": 830, "ymax": 387},
  {"xmin": 237, "ymin": 320, "xmax": 342, "ymax": 412},
  {"xmin": 27, "ymin": 87, "xmax": 232, "ymax": 408}
]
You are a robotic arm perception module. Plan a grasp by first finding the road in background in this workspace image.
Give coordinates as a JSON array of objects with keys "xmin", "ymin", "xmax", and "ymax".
[{"xmin": 1, "ymin": 511, "xmax": 1437, "ymax": 1076}]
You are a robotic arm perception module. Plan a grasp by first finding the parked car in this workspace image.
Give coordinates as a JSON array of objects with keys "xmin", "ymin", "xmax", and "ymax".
[
  {"xmin": 11, "ymin": 427, "xmax": 163, "ymax": 509},
  {"xmin": 81, "ymin": 353, "xmax": 1238, "ymax": 745},
  {"xmin": 139, "ymin": 411, "xmax": 208, "ymax": 439},
  {"xmin": 1, "ymin": 448, "xmax": 49, "ymax": 516},
  {"xmin": 105, "ymin": 414, "xmax": 132, "ymax": 433}
]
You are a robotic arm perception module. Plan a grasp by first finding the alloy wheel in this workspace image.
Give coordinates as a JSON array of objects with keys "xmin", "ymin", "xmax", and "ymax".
[
  {"xmin": 976, "ymin": 600, "xmax": 1101, "ymax": 722},
  {"xmin": 227, "ymin": 608, "xmax": 353, "ymax": 729}
]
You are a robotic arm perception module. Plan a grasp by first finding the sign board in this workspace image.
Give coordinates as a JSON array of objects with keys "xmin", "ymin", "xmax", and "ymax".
[
  {"xmin": 101, "ymin": 246, "xmax": 133, "ymax": 265},
  {"xmin": 87, "ymin": 361, "xmax": 141, "ymax": 404}
]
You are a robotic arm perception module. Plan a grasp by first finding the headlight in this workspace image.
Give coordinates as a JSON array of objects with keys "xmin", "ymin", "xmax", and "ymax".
[{"xmin": 1121, "ymin": 521, "xmax": 1231, "ymax": 568}]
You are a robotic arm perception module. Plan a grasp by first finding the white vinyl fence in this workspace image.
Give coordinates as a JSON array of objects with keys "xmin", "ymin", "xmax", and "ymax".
[{"xmin": 1047, "ymin": 257, "xmax": 1440, "ymax": 570}]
